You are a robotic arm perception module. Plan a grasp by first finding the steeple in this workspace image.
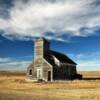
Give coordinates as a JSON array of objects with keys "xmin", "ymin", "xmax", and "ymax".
[{"xmin": 34, "ymin": 37, "xmax": 50, "ymax": 59}]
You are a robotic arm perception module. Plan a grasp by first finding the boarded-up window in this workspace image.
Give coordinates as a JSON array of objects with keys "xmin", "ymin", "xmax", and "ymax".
[{"xmin": 29, "ymin": 69, "xmax": 32, "ymax": 75}]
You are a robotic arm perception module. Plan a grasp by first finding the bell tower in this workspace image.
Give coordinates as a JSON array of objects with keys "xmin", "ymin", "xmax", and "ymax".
[
  {"xmin": 34, "ymin": 38, "xmax": 50, "ymax": 67},
  {"xmin": 34, "ymin": 37, "xmax": 50, "ymax": 80}
]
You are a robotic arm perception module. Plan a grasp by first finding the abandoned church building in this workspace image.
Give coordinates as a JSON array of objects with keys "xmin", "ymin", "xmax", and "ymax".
[{"xmin": 26, "ymin": 38, "xmax": 82, "ymax": 81}]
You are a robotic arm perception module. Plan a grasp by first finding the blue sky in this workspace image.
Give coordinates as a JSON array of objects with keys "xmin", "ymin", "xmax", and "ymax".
[{"xmin": 0, "ymin": 0, "xmax": 100, "ymax": 71}]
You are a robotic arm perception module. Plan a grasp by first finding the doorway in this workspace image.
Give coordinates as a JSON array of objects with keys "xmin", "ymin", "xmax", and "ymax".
[
  {"xmin": 37, "ymin": 69, "xmax": 42, "ymax": 80},
  {"xmin": 48, "ymin": 71, "xmax": 51, "ymax": 81}
]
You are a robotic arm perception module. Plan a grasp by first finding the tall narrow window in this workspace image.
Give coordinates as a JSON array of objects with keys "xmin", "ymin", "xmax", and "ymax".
[{"xmin": 29, "ymin": 69, "xmax": 32, "ymax": 75}]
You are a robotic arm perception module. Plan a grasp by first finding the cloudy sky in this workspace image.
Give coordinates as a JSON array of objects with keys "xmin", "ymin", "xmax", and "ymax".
[{"xmin": 0, "ymin": 0, "xmax": 100, "ymax": 71}]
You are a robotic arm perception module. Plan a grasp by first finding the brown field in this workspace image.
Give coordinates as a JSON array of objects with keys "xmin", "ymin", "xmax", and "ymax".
[{"xmin": 0, "ymin": 71, "xmax": 100, "ymax": 100}]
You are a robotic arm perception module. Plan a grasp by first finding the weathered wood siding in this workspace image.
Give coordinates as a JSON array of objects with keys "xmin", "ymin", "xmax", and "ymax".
[
  {"xmin": 27, "ymin": 38, "xmax": 78, "ymax": 81},
  {"xmin": 43, "ymin": 59, "xmax": 52, "ymax": 81},
  {"xmin": 26, "ymin": 64, "xmax": 33, "ymax": 79},
  {"xmin": 35, "ymin": 40, "xmax": 43, "ymax": 58}
]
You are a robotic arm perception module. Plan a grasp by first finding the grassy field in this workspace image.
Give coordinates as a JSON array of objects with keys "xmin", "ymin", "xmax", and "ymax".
[{"xmin": 0, "ymin": 71, "xmax": 100, "ymax": 100}]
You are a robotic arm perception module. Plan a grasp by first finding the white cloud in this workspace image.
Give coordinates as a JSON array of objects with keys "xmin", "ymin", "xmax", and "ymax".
[
  {"xmin": 76, "ymin": 53, "xmax": 85, "ymax": 59},
  {"xmin": 0, "ymin": 0, "xmax": 100, "ymax": 41},
  {"xmin": 0, "ymin": 57, "xmax": 12, "ymax": 63},
  {"xmin": 0, "ymin": 57, "xmax": 31, "ymax": 71},
  {"xmin": 77, "ymin": 60, "xmax": 100, "ymax": 71},
  {"xmin": 67, "ymin": 52, "xmax": 100, "ymax": 71},
  {"xmin": 68, "ymin": 52, "xmax": 100, "ymax": 61}
]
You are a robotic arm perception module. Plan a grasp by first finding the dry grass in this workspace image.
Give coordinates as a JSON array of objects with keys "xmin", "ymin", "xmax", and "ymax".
[
  {"xmin": 79, "ymin": 71, "xmax": 100, "ymax": 78},
  {"xmin": 0, "ymin": 71, "xmax": 100, "ymax": 100}
]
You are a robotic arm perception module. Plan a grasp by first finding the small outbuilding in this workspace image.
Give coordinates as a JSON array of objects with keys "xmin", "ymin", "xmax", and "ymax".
[{"xmin": 26, "ymin": 38, "xmax": 82, "ymax": 81}]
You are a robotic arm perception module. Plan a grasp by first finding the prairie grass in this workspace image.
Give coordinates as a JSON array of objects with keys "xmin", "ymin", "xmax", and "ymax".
[{"xmin": 0, "ymin": 71, "xmax": 100, "ymax": 100}]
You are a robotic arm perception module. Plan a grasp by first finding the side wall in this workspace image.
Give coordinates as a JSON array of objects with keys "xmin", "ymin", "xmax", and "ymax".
[
  {"xmin": 53, "ymin": 63, "xmax": 77, "ymax": 80},
  {"xmin": 43, "ymin": 59, "xmax": 53, "ymax": 81},
  {"xmin": 26, "ymin": 64, "xmax": 35, "ymax": 80},
  {"xmin": 63, "ymin": 64, "xmax": 77, "ymax": 79}
]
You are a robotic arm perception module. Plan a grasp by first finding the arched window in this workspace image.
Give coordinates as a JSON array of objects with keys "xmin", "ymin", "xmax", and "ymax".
[{"xmin": 29, "ymin": 69, "xmax": 32, "ymax": 75}]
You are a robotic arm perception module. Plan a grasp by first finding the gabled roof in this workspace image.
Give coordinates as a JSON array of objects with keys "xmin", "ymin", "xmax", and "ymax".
[{"xmin": 50, "ymin": 50, "xmax": 77, "ymax": 65}]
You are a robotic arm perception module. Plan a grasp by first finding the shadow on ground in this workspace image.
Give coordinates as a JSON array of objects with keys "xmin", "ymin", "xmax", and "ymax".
[{"xmin": 82, "ymin": 77, "xmax": 100, "ymax": 80}]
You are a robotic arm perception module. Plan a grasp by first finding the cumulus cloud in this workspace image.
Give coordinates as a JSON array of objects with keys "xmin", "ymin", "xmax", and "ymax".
[{"xmin": 0, "ymin": 0, "xmax": 100, "ymax": 41}]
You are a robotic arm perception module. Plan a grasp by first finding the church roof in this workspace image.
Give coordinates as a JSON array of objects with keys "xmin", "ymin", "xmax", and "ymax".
[{"xmin": 50, "ymin": 50, "xmax": 77, "ymax": 65}]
